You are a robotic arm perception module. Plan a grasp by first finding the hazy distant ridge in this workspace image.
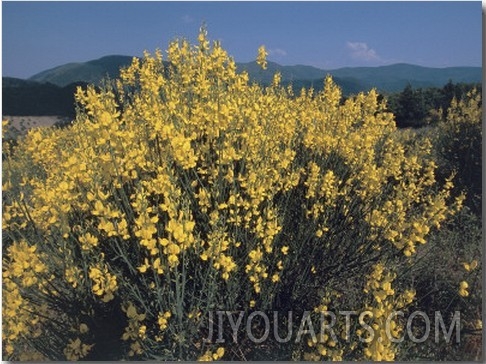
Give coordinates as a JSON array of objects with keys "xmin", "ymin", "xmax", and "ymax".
[
  {"xmin": 29, "ymin": 55, "xmax": 134, "ymax": 87},
  {"xmin": 25, "ymin": 55, "xmax": 481, "ymax": 93}
]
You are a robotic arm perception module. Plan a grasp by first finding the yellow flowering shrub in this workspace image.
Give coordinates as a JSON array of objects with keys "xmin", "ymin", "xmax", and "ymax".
[
  {"xmin": 3, "ymin": 28, "xmax": 464, "ymax": 360},
  {"xmin": 434, "ymin": 88, "xmax": 481, "ymax": 214}
]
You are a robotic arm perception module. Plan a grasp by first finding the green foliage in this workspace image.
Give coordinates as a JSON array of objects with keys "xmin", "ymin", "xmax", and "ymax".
[
  {"xmin": 434, "ymin": 88, "xmax": 482, "ymax": 215},
  {"xmin": 399, "ymin": 207, "xmax": 482, "ymax": 361},
  {"xmin": 386, "ymin": 81, "xmax": 481, "ymax": 128}
]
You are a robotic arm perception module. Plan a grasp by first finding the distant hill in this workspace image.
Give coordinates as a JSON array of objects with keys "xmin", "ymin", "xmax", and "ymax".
[
  {"xmin": 327, "ymin": 63, "xmax": 482, "ymax": 93},
  {"xmin": 26, "ymin": 55, "xmax": 481, "ymax": 93},
  {"xmin": 29, "ymin": 55, "xmax": 134, "ymax": 87},
  {"xmin": 237, "ymin": 61, "xmax": 481, "ymax": 94}
]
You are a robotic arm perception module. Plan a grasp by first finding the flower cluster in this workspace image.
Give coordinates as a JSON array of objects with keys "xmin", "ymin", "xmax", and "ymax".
[
  {"xmin": 89, "ymin": 264, "xmax": 118, "ymax": 302},
  {"xmin": 122, "ymin": 302, "xmax": 147, "ymax": 357},
  {"xmin": 63, "ymin": 338, "xmax": 94, "ymax": 361},
  {"xmin": 361, "ymin": 264, "xmax": 415, "ymax": 361},
  {"xmin": 198, "ymin": 347, "xmax": 225, "ymax": 361}
]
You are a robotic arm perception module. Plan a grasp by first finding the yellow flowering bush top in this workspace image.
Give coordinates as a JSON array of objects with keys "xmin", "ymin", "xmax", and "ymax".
[{"xmin": 2, "ymin": 28, "xmax": 466, "ymax": 360}]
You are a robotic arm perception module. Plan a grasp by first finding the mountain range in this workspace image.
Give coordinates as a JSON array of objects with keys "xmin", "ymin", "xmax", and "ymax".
[
  {"xmin": 3, "ymin": 55, "xmax": 481, "ymax": 116},
  {"xmin": 26, "ymin": 55, "xmax": 482, "ymax": 92}
]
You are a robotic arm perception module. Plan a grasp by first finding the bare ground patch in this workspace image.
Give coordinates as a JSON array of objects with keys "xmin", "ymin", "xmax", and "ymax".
[
  {"xmin": 3, "ymin": 115, "xmax": 70, "ymax": 130},
  {"xmin": 3, "ymin": 115, "xmax": 71, "ymax": 137}
]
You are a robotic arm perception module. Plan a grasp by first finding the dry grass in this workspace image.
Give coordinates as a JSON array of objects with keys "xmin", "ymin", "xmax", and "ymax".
[{"xmin": 3, "ymin": 115, "xmax": 70, "ymax": 135}]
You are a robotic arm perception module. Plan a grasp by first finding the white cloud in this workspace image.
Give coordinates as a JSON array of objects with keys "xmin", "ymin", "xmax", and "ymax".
[
  {"xmin": 346, "ymin": 41, "xmax": 381, "ymax": 62},
  {"xmin": 268, "ymin": 48, "xmax": 287, "ymax": 57},
  {"xmin": 181, "ymin": 14, "xmax": 194, "ymax": 24}
]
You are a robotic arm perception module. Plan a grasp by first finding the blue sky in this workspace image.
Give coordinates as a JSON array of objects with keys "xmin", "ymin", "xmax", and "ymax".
[{"xmin": 2, "ymin": 1, "xmax": 482, "ymax": 79}]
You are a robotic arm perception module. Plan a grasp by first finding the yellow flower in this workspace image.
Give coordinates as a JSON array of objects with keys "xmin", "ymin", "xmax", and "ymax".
[
  {"xmin": 249, "ymin": 249, "xmax": 263, "ymax": 262},
  {"xmin": 138, "ymin": 258, "xmax": 150, "ymax": 273},
  {"xmin": 463, "ymin": 259, "xmax": 478, "ymax": 272},
  {"xmin": 78, "ymin": 232, "xmax": 99, "ymax": 250},
  {"xmin": 166, "ymin": 243, "xmax": 181, "ymax": 255},
  {"xmin": 256, "ymin": 45, "xmax": 268, "ymax": 70},
  {"xmin": 459, "ymin": 289, "xmax": 469, "ymax": 297},
  {"xmin": 126, "ymin": 303, "xmax": 138, "ymax": 319},
  {"xmin": 168, "ymin": 254, "xmax": 179, "ymax": 267},
  {"xmin": 153, "ymin": 257, "xmax": 164, "ymax": 274},
  {"xmin": 459, "ymin": 280, "xmax": 469, "ymax": 297},
  {"xmin": 401, "ymin": 289, "xmax": 416, "ymax": 304},
  {"xmin": 79, "ymin": 323, "xmax": 89, "ymax": 334},
  {"xmin": 98, "ymin": 218, "xmax": 117, "ymax": 237},
  {"xmin": 138, "ymin": 325, "xmax": 147, "ymax": 339},
  {"xmin": 158, "ymin": 311, "xmax": 171, "ymax": 331},
  {"xmin": 198, "ymin": 350, "xmax": 213, "ymax": 361},
  {"xmin": 475, "ymin": 319, "xmax": 482, "ymax": 330},
  {"xmin": 212, "ymin": 347, "xmax": 225, "ymax": 360}
]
